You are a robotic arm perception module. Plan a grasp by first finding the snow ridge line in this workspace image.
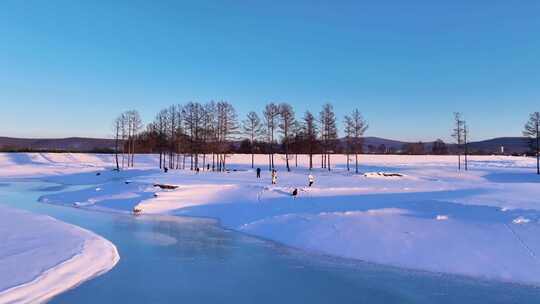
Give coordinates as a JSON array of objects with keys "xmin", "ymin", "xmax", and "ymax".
[{"xmin": 504, "ymin": 223, "xmax": 539, "ymax": 262}]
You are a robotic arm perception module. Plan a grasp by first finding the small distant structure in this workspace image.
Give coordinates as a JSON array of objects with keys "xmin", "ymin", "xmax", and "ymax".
[{"xmin": 500, "ymin": 146, "xmax": 505, "ymax": 154}]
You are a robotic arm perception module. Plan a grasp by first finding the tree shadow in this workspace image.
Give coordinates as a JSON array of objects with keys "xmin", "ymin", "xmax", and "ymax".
[
  {"xmin": 483, "ymin": 172, "xmax": 540, "ymax": 183},
  {"xmin": 4, "ymin": 153, "xmax": 38, "ymax": 165},
  {"xmin": 176, "ymin": 188, "xmax": 540, "ymax": 228}
]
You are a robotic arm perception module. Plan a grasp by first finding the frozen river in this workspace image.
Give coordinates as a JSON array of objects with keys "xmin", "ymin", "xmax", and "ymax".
[{"xmin": 1, "ymin": 181, "xmax": 539, "ymax": 303}]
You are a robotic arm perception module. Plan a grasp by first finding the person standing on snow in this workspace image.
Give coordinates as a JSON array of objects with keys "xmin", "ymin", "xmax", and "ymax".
[
  {"xmin": 256, "ymin": 167, "xmax": 261, "ymax": 178},
  {"xmin": 308, "ymin": 174, "xmax": 314, "ymax": 187},
  {"xmin": 271, "ymin": 169, "xmax": 277, "ymax": 185}
]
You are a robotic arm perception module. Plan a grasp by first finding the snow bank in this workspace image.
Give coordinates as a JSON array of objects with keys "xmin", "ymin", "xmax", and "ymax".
[
  {"xmin": 363, "ymin": 172, "xmax": 405, "ymax": 178},
  {"xmin": 0, "ymin": 205, "xmax": 119, "ymax": 303},
  {"xmin": 239, "ymin": 209, "xmax": 540, "ymax": 285},
  {"xmin": 513, "ymin": 217, "xmax": 531, "ymax": 224}
]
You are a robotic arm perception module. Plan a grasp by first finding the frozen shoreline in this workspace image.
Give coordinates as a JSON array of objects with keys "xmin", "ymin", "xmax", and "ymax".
[{"xmin": 0, "ymin": 205, "xmax": 119, "ymax": 303}]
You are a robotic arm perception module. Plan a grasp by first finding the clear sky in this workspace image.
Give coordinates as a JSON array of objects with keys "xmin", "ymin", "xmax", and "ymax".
[{"xmin": 1, "ymin": 0, "xmax": 539, "ymax": 142}]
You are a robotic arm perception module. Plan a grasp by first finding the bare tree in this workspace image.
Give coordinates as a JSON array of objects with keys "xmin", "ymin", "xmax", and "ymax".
[
  {"xmin": 216, "ymin": 101, "xmax": 238, "ymax": 171},
  {"xmin": 153, "ymin": 109, "xmax": 169, "ymax": 169},
  {"xmin": 452, "ymin": 112, "xmax": 464, "ymax": 171},
  {"xmin": 302, "ymin": 111, "xmax": 318, "ymax": 170},
  {"xmin": 119, "ymin": 112, "xmax": 127, "ymax": 168},
  {"xmin": 344, "ymin": 109, "xmax": 368, "ymax": 174},
  {"xmin": 319, "ymin": 103, "xmax": 338, "ymax": 171},
  {"xmin": 290, "ymin": 120, "xmax": 301, "ymax": 168},
  {"xmin": 204, "ymin": 101, "xmax": 218, "ymax": 171},
  {"xmin": 344, "ymin": 115, "xmax": 353, "ymax": 171},
  {"xmin": 112, "ymin": 115, "xmax": 123, "ymax": 170},
  {"xmin": 263, "ymin": 103, "xmax": 279, "ymax": 171},
  {"xmin": 463, "ymin": 120, "xmax": 469, "ymax": 171},
  {"xmin": 242, "ymin": 111, "xmax": 263, "ymax": 168},
  {"xmin": 183, "ymin": 102, "xmax": 205, "ymax": 170},
  {"xmin": 113, "ymin": 111, "xmax": 142, "ymax": 169},
  {"xmin": 174, "ymin": 105, "xmax": 185, "ymax": 169},
  {"xmin": 126, "ymin": 110, "xmax": 142, "ymax": 167},
  {"xmin": 524, "ymin": 112, "xmax": 540, "ymax": 174},
  {"xmin": 165, "ymin": 105, "xmax": 178, "ymax": 169},
  {"xmin": 278, "ymin": 103, "xmax": 295, "ymax": 172}
]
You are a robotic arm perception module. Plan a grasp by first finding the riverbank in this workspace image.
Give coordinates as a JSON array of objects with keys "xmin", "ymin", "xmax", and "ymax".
[{"xmin": 0, "ymin": 204, "xmax": 119, "ymax": 303}]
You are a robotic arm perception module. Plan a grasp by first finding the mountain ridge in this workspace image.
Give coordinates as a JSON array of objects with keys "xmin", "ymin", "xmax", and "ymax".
[{"xmin": 0, "ymin": 136, "xmax": 531, "ymax": 154}]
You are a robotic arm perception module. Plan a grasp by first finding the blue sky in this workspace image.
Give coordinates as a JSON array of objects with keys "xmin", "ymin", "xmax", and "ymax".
[{"xmin": 0, "ymin": 0, "xmax": 539, "ymax": 141}]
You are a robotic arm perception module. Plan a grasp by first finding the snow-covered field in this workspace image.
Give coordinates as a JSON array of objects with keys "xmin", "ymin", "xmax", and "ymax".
[
  {"xmin": 2, "ymin": 152, "xmax": 540, "ymax": 291},
  {"xmin": 0, "ymin": 205, "xmax": 119, "ymax": 303}
]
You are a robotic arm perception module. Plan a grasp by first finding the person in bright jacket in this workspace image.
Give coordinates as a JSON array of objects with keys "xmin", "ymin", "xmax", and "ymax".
[
  {"xmin": 308, "ymin": 174, "xmax": 314, "ymax": 187},
  {"xmin": 271, "ymin": 169, "xmax": 277, "ymax": 185}
]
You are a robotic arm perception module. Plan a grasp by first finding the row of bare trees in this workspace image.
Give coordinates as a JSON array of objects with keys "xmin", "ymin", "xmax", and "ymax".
[
  {"xmin": 111, "ymin": 107, "xmax": 540, "ymax": 175},
  {"xmin": 143, "ymin": 101, "xmax": 238, "ymax": 172},
  {"xmin": 112, "ymin": 102, "xmax": 369, "ymax": 172},
  {"xmin": 112, "ymin": 110, "xmax": 142, "ymax": 170},
  {"xmin": 241, "ymin": 103, "xmax": 368, "ymax": 173}
]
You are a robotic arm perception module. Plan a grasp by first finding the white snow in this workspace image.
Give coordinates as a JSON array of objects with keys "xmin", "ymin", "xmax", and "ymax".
[
  {"xmin": 513, "ymin": 217, "xmax": 531, "ymax": 224},
  {"xmin": 0, "ymin": 205, "xmax": 119, "ymax": 303},
  {"xmin": 435, "ymin": 214, "xmax": 449, "ymax": 220},
  {"xmin": 3, "ymin": 152, "xmax": 540, "ymax": 286}
]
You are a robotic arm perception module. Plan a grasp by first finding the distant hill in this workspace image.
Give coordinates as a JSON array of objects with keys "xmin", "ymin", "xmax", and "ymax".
[
  {"xmin": 467, "ymin": 137, "xmax": 530, "ymax": 154},
  {"xmin": 356, "ymin": 136, "xmax": 531, "ymax": 155},
  {"xmin": 0, "ymin": 137, "xmax": 115, "ymax": 152},
  {"xmin": 362, "ymin": 137, "xmax": 407, "ymax": 150},
  {"xmin": 0, "ymin": 135, "xmax": 532, "ymax": 154}
]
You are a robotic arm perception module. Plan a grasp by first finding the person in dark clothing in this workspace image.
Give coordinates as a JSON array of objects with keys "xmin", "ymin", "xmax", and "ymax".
[
  {"xmin": 207, "ymin": 164, "xmax": 210, "ymax": 171},
  {"xmin": 292, "ymin": 188, "xmax": 298, "ymax": 198},
  {"xmin": 256, "ymin": 168, "xmax": 261, "ymax": 178},
  {"xmin": 164, "ymin": 167, "xmax": 168, "ymax": 173}
]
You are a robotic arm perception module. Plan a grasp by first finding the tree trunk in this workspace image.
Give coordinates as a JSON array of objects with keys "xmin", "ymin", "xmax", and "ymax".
[
  {"xmin": 355, "ymin": 154, "xmax": 359, "ymax": 174},
  {"xmin": 537, "ymin": 134, "xmax": 539, "ymax": 175},
  {"xmin": 131, "ymin": 138, "xmax": 135, "ymax": 167},
  {"xmin": 131, "ymin": 137, "xmax": 135, "ymax": 167},
  {"xmin": 465, "ymin": 146, "xmax": 468, "ymax": 171},
  {"xmin": 223, "ymin": 154, "xmax": 226, "ymax": 170},
  {"xmin": 114, "ymin": 129, "xmax": 120, "ymax": 171},
  {"xmin": 203, "ymin": 154, "xmax": 206, "ymax": 170},
  {"xmin": 327, "ymin": 153, "xmax": 331, "ymax": 171}
]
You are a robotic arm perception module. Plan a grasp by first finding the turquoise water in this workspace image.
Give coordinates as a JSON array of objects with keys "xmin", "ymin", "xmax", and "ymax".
[{"xmin": 1, "ymin": 181, "xmax": 539, "ymax": 303}]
